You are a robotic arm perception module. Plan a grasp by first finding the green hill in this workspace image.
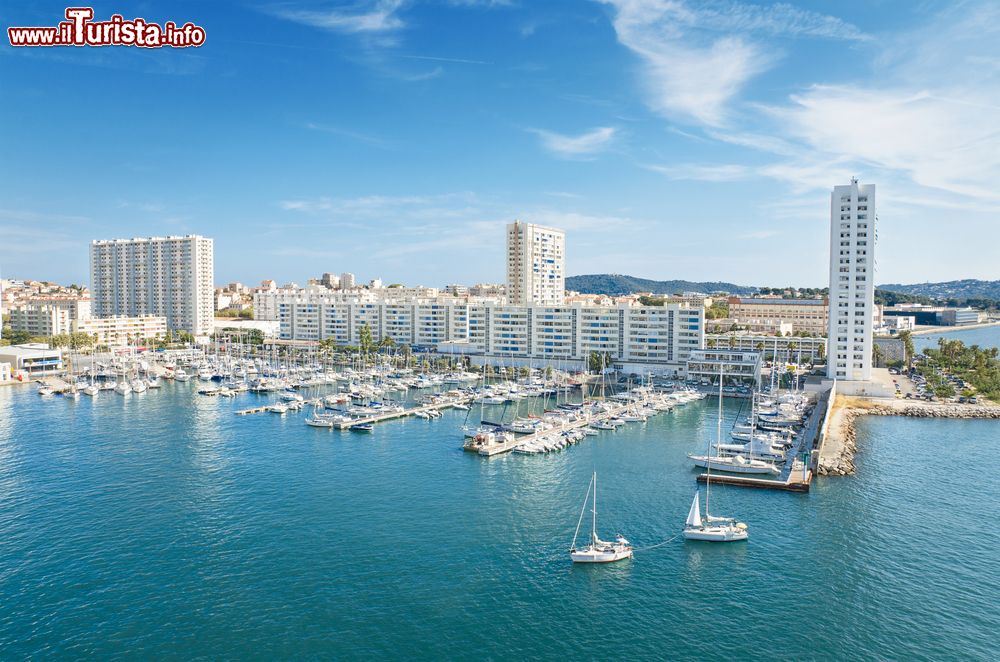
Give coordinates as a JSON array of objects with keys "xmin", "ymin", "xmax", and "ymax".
[
  {"xmin": 878, "ymin": 279, "xmax": 1000, "ymax": 303},
  {"xmin": 566, "ymin": 274, "xmax": 755, "ymax": 296}
]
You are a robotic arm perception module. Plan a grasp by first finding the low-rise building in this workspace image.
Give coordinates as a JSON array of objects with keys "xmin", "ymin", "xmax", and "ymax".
[
  {"xmin": 73, "ymin": 316, "xmax": 167, "ymax": 346},
  {"xmin": 706, "ymin": 317, "xmax": 795, "ymax": 335},
  {"xmin": 938, "ymin": 308, "xmax": 981, "ymax": 326},
  {"xmin": 707, "ymin": 334, "xmax": 826, "ymax": 364},
  {"xmin": 727, "ymin": 297, "xmax": 829, "ymax": 335},
  {"xmin": 211, "ymin": 319, "xmax": 281, "ymax": 338},
  {"xmin": 0, "ymin": 344, "xmax": 64, "ymax": 377},
  {"xmin": 0, "ymin": 362, "xmax": 12, "ymax": 383},
  {"xmin": 686, "ymin": 349, "xmax": 762, "ymax": 386}
]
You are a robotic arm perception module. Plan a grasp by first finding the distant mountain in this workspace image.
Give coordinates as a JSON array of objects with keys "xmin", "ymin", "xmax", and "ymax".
[
  {"xmin": 566, "ymin": 274, "xmax": 756, "ymax": 296},
  {"xmin": 878, "ymin": 279, "xmax": 1000, "ymax": 302}
]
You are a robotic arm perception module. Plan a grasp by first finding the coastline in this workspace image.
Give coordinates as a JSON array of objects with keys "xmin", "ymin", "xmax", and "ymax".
[
  {"xmin": 818, "ymin": 395, "xmax": 1000, "ymax": 476},
  {"xmin": 910, "ymin": 320, "xmax": 1000, "ymax": 336}
]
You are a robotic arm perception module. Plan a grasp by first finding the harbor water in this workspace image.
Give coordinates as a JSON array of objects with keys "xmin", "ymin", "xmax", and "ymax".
[
  {"xmin": 1, "ymin": 383, "xmax": 997, "ymax": 660},
  {"xmin": 913, "ymin": 324, "xmax": 1000, "ymax": 352}
]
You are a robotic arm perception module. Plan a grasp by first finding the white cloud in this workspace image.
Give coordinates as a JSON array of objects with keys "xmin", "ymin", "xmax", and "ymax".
[
  {"xmin": 271, "ymin": 0, "xmax": 405, "ymax": 34},
  {"xmin": 599, "ymin": 1, "xmax": 866, "ymax": 127},
  {"xmin": 645, "ymin": 163, "xmax": 750, "ymax": 182},
  {"xmin": 762, "ymin": 85, "xmax": 1000, "ymax": 201},
  {"xmin": 529, "ymin": 126, "xmax": 617, "ymax": 159}
]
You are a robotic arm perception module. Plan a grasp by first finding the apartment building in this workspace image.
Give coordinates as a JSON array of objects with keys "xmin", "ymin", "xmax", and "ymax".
[
  {"xmin": 727, "ymin": 297, "xmax": 829, "ymax": 335},
  {"xmin": 827, "ymin": 179, "xmax": 876, "ymax": 381},
  {"xmin": 506, "ymin": 221, "xmax": 565, "ymax": 305},
  {"xmin": 9, "ymin": 297, "xmax": 92, "ymax": 337},
  {"xmin": 266, "ymin": 290, "xmax": 703, "ymax": 374},
  {"xmin": 90, "ymin": 235, "xmax": 214, "ymax": 335}
]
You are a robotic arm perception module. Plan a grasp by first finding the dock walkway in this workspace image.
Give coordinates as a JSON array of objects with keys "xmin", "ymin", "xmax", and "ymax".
[{"xmin": 695, "ymin": 392, "xmax": 827, "ymax": 492}]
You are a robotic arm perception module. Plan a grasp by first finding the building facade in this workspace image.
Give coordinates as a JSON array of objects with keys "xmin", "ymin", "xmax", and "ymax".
[
  {"xmin": 827, "ymin": 179, "xmax": 876, "ymax": 381},
  {"xmin": 73, "ymin": 316, "xmax": 168, "ymax": 346},
  {"xmin": 727, "ymin": 297, "xmax": 829, "ymax": 335},
  {"xmin": 686, "ymin": 349, "xmax": 762, "ymax": 386},
  {"xmin": 506, "ymin": 221, "xmax": 565, "ymax": 306},
  {"xmin": 0, "ymin": 345, "xmax": 64, "ymax": 377},
  {"xmin": 90, "ymin": 235, "xmax": 214, "ymax": 335},
  {"xmin": 265, "ymin": 290, "xmax": 704, "ymax": 374},
  {"xmin": 9, "ymin": 297, "xmax": 92, "ymax": 337},
  {"xmin": 707, "ymin": 333, "xmax": 826, "ymax": 364}
]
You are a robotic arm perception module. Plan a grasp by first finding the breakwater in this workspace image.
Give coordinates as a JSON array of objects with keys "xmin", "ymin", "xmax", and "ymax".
[{"xmin": 818, "ymin": 397, "xmax": 1000, "ymax": 475}]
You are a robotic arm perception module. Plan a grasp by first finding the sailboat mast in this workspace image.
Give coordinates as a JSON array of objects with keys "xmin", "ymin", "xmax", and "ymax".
[
  {"xmin": 571, "ymin": 474, "xmax": 592, "ymax": 550},
  {"xmin": 592, "ymin": 471, "xmax": 598, "ymax": 543}
]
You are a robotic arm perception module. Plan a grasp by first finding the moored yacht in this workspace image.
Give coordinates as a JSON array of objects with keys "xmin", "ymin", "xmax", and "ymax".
[{"xmin": 570, "ymin": 472, "xmax": 632, "ymax": 563}]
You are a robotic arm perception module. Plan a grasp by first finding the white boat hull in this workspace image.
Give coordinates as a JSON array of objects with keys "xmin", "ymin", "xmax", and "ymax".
[
  {"xmin": 683, "ymin": 526, "xmax": 748, "ymax": 542},
  {"xmin": 688, "ymin": 455, "xmax": 780, "ymax": 475},
  {"xmin": 570, "ymin": 546, "xmax": 633, "ymax": 563}
]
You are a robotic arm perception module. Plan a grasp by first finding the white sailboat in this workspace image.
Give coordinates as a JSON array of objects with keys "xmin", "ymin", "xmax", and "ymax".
[
  {"xmin": 569, "ymin": 472, "xmax": 633, "ymax": 563},
  {"xmin": 683, "ymin": 491, "xmax": 747, "ymax": 542},
  {"xmin": 684, "ymin": 364, "xmax": 749, "ymax": 542},
  {"xmin": 688, "ymin": 366, "xmax": 780, "ymax": 475}
]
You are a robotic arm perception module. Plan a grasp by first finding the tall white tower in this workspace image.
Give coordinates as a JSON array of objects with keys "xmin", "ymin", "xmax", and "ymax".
[
  {"xmin": 90, "ymin": 235, "xmax": 214, "ymax": 335},
  {"xmin": 506, "ymin": 220, "xmax": 565, "ymax": 305},
  {"xmin": 827, "ymin": 179, "xmax": 875, "ymax": 381}
]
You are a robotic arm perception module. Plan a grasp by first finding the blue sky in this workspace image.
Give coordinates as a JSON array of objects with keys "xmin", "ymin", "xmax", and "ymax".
[{"xmin": 2, "ymin": 0, "xmax": 998, "ymax": 289}]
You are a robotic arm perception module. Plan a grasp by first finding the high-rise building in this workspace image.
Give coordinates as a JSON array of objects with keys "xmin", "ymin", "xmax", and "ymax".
[
  {"xmin": 340, "ymin": 272, "xmax": 356, "ymax": 290},
  {"xmin": 90, "ymin": 235, "xmax": 214, "ymax": 335},
  {"xmin": 506, "ymin": 220, "xmax": 565, "ymax": 305},
  {"xmin": 827, "ymin": 179, "xmax": 875, "ymax": 381},
  {"xmin": 320, "ymin": 272, "xmax": 340, "ymax": 289}
]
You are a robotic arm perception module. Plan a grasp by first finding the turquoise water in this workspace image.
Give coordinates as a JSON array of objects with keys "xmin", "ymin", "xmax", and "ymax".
[
  {"xmin": 1, "ymin": 383, "xmax": 998, "ymax": 660},
  {"xmin": 913, "ymin": 324, "xmax": 1000, "ymax": 352}
]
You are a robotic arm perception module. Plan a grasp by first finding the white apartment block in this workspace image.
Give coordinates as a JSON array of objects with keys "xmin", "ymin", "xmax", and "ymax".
[
  {"xmin": 506, "ymin": 221, "xmax": 565, "ymax": 306},
  {"xmin": 266, "ymin": 290, "xmax": 703, "ymax": 375},
  {"xmin": 9, "ymin": 297, "xmax": 91, "ymax": 337},
  {"xmin": 73, "ymin": 315, "xmax": 167, "ymax": 346},
  {"xmin": 90, "ymin": 235, "xmax": 214, "ymax": 335},
  {"xmin": 827, "ymin": 179, "xmax": 876, "ymax": 381}
]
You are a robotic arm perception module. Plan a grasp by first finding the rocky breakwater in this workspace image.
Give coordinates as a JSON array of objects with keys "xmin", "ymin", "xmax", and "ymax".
[{"xmin": 818, "ymin": 398, "xmax": 1000, "ymax": 476}]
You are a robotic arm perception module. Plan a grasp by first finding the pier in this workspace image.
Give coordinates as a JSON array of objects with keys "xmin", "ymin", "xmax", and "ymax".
[
  {"xmin": 330, "ymin": 398, "xmax": 474, "ymax": 428},
  {"xmin": 476, "ymin": 403, "xmax": 635, "ymax": 456},
  {"xmin": 235, "ymin": 396, "xmax": 477, "ymax": 423},
  {"xmin": 694, "ymin": 389, "xmax": 828, "ymax": 492}
]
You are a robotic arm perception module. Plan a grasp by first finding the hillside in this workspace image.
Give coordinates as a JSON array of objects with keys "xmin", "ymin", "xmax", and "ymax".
[
  {"xmin": 566, "ymin": 274, "xmax": 755, "ymax": 296},
  {"xmin": 878, "ymin": 279, "xmax": 1000, "ymax": 302}
]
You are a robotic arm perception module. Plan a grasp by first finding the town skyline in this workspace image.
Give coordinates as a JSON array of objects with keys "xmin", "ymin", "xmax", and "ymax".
[{"xmin": 3, "ymin": 1, "xmax": 999, "ymax": 286}]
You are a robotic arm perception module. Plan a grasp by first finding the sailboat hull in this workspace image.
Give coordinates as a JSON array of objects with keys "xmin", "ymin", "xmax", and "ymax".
[
  {"xmin": 683, "ymin": 526, "xmax": 748, "ymax": 542},
  {"xmin": 570, "ymin": 546, "xmax": 633, "ymax": 563},
  {"xmin": 688, "ymin": 455, "xmax": 780, "ymax": 475}
]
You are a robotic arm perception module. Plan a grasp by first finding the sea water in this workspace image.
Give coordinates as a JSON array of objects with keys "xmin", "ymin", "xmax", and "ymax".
[{"xmin": 0, "ymin": 383, "xmax": 997, "ymax": 660}]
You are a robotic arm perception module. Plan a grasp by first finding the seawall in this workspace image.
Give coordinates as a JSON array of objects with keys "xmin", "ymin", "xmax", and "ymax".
[{"xmin": 818, "ymin": 396, "xmax": 1000, "ymax": 476}]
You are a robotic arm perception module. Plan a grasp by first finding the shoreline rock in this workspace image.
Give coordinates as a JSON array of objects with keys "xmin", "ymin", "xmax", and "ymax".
[{"xmin": 817, "ymin": 399, "xmax": 1000, "ymax": 476}]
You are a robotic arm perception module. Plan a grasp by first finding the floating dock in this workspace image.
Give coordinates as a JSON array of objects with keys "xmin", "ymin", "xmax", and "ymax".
[{"xmin": 696, "ymin": 463, "xmax": 813, "ymax": 492}]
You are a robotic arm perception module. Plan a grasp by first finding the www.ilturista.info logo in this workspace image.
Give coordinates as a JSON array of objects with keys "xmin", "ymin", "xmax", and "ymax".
[{"xmin": 7, "ymin": 7, "xmax": 206, "ymax": 48}]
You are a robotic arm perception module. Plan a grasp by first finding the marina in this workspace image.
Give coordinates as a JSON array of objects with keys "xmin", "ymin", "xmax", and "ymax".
[{"xmin": 2, "ymin": 378, "xmax": 997, "ymax": 659}]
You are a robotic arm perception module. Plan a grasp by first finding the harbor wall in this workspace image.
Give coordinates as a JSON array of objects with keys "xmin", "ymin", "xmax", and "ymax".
[{"xmin": 818, "ymin": 397, "xmax": 1000, "ymax": 476}]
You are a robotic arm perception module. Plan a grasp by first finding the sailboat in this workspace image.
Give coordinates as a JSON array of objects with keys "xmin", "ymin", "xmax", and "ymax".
[
  {"xmin": 683, "ymin": 491, "xmax": 747, "ymax": 542},
  {"xmin": 688, "ymin": 366, "xmax": 780, "ymax": 475},
  {"xmin": 683, "ymin": 364, "xmax": 748, "ymax": 542},
  {"xmin": 569, "ymin": 472, "xmax": 632, "ymax": 563}
]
